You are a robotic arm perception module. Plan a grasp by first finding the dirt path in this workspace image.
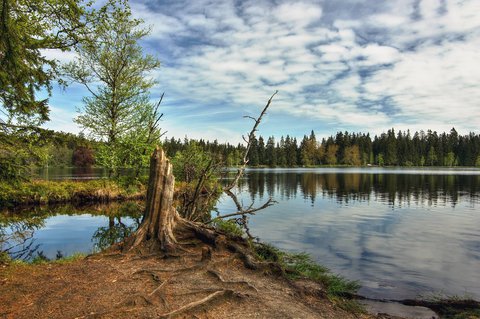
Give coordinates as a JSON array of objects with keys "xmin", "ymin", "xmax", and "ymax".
[{"xmin": 0, "ymin": 243, "xmax": 399, "ymax": 319}]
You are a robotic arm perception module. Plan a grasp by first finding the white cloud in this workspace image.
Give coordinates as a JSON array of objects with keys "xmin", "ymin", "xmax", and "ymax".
[
  {"xmin": 42, "ymin": 106, "xmax": 81, "ymax": 134},
  {"xmin": 40, "ymin": 49, "xmax": 78, "ymax": 65},
  {"xmin": 273, "ymin": 2, "xmax": 322, "ymax": 26},
  {"xmin": 46, "ymin": 0, "xmax": 480, "ymax": 139}
]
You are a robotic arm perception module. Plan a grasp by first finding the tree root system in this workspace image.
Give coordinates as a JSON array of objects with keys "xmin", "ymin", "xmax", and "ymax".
[{"xmin": 0, "ymin": 235, "xmax": 382, "ymax": 319}]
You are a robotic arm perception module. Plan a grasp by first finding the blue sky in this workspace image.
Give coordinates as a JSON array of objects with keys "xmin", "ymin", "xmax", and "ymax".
[{"xmin": 42, "ymin": 0, "xmax": 480, "ymax": 144}]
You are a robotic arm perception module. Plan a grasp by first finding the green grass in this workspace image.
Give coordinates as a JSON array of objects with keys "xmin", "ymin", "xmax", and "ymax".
[
  {"xmin": 0, "ymin": 179, "xmax": 146, "ymax": 206},
  {"xmin": 211, "ymin": 218, "xmax": 244, "ymax": 237},
  {"xmin": 2, "ymin": 251, "xmax": 87, "ymax": 266},
  {"xmin": 253, "ymin": 243, "xmax": 363, "ymax": 312}
]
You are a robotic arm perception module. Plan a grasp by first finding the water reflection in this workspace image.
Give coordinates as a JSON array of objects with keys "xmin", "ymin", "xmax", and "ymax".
[
  {"xmin": 0, "ymin": 202, "xmax": 142, "ymax": 260},
  {"xmin": 33, "ymin": 167, "xmax": 148, "ymax": 180},
  {"xmin": 219, "ymin": 168, "xmax": 480, "ymax": 300},
  {"xmin": 239, "ymin": 169, "xmax": 480, "ymax": 207}
]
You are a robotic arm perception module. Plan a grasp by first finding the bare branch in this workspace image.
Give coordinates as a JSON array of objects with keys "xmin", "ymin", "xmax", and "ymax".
[
  {"xmin": 243, "ymin": 115, "xmax": 257, "ymax": 121},
  {"xmin": 224, "ymin": 91, "xmax": 277, "ymax": 192},
  {"xmin": 205, "ymin": 198, "xmax": 276, "ymax": 224}
]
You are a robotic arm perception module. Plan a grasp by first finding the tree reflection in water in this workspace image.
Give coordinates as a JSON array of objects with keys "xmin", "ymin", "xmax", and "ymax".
[
  {"xmin": 91, "ymin": 202, "xmax": 143, "ymax": 252},
  {"xmin": 0, "ymin": 201, "xmax": 143, "ymax": 260},
  {"xmin": 238, "ymin": 170, "xmax": 480, "ymax": 207}
]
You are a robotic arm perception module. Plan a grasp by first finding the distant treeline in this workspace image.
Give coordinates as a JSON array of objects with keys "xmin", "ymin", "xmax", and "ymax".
[
  {"xmin": 163, "ymin": 128, "xmax": 480, "ymax": 167},
  {"xmin": 2, "ymin": 127, "xmax": 479, "ymax": 170}
]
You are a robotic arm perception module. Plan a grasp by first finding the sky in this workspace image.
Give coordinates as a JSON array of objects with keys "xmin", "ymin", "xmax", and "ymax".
[{"xmin": 43, "ymin": 0, "xmax": 480, "ymax": 144}]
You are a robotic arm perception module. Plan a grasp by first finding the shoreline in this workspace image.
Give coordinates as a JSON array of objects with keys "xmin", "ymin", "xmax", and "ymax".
[{"xmin": 0, "ymin": 179, "xmax": 146, "ymax": 207}]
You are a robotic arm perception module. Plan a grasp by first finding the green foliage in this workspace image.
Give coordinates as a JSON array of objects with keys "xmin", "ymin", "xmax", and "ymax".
[
  {"xmin": 31, "ymin": 251, "xmax": 49, "ymax": 264},
  {"xmin": 8, "ymin": 252, "xmax": 86, "ymax": 265},
  {"xmin": 211, "ymin": 218, "xmax": 244, "ymax": 237},
  {"xmin": 343, "ymin": 145, "xmax": 361, "ymax": 166},
  {"xmin": 168, "ymin": 128, "xmax": 476, "ymax": 168},
  {"xmin": 0, "ymin": 0, "xmax": 84, "ymax": 124},
  {"xmin": 325, "ymin": 144, "xmax": 339, "ymax": 165},
  {"xmin": 0, "ymin": 179, "xmax": 145, "ymax": 206},
  {"xmin": 0, "ymin": 128, "xmax": 93, "ymax": 182},
  {"xmin": 0, "ymin": 251, "xmax": 11, "ymax": 264},
  {"xmin": 0, "ymin": 141, "xmax": 29, "ymax": 181},
  {"xmin": 172, "ymin": 141, "xmax": 218, "ymax": 183},
  {"xmin": 376, "ymin": 153, "xmax": 385, "ymax": 166},
  {"xmin": 92, "ymin": 217, "xmax": 137, "ymax": 252},
  {"xmin": 54, "ymin": 252, "xmax": 87, "ymax": 264},
  {"xmin": 64, "ymin": 0, "xmax": 161, "ymax": 177},
  {"xmin": 171, "ymin": 141, "xmax": 222, "ymax": 221}
]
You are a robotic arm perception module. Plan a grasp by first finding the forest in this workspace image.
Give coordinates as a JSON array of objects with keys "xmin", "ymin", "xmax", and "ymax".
[{"xmin": 1, "ymin": 126, "xmax": 479, "ymax": 181}]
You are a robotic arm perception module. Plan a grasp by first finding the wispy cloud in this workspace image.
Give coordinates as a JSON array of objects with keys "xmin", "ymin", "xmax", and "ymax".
[{"xmin": 48, "ymin": 0, "xmax": 480, "ymax": 141}]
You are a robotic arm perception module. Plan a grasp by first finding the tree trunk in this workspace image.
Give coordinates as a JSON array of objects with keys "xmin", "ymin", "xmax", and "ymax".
[{"xmin": 129, "ymin": 147, "xmax": 180, "ymax": 252}]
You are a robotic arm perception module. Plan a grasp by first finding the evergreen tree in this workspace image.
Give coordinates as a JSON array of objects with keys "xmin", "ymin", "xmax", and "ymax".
[
  {"xmin": 258, "ymin": 136, "xmax": 266, "ymax": 165},
  {"xmin": 265, "ymin": 136, "xmax": 277, "ymax": 167},
  {"xmin": 0, "ymin": 0, "xmax": 84, "ymax": 125}
]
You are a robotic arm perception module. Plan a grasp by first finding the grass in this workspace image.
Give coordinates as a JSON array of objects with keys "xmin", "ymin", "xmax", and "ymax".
[
  {"xmin": 1, "ymin": 251, "xmax": 87, "ymax": 266},
  {"xmin": 211, "ymin": 218, "xmax": 244, "ymax": 237},
  {"xmin": 0, "ymin": 179, "xmax": 146, "ymax": 206},
  {"xmin": 253, "ymin": 243, "xmax": 363, "ymax": 312}
]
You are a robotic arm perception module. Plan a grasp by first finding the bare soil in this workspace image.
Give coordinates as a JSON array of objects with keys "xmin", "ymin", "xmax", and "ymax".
[{"xmin": 0, "ymin": 242, "xmax": 401, "ymax": 319}]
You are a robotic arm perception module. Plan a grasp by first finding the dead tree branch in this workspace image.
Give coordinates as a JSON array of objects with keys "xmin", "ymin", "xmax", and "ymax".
[
  {"xmin": 205, "ymin": 197, "xmax": 276, "ymax": 224},
  {"xmin": 213, "ymin": 91, "xmax": 278, "ymax": 237},
  {"xmin": 223, "ymin": 91, "xmax": 277, "ymax": 192}
]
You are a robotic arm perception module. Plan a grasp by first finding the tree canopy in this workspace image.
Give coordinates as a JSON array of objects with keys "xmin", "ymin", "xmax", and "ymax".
[
  {"xmin": 0, "ymin": 0, "xmax": 84, "ymax": 125},
  {"xmin": 63, "ymin": 0, "xmax": 161, "ymax": 175}
]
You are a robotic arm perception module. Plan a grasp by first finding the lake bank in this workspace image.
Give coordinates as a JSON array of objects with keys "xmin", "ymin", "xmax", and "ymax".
[
  {"xmin": 0, "ymin": 234, "xmax": 383, "ymax": 319},
  {"xmin": 2, "ymin": 167, "xmax": 480, "ymax": 317},
  {"xmin": 0, "ymin": 180, "xmax": 146, "ymax": 207}
]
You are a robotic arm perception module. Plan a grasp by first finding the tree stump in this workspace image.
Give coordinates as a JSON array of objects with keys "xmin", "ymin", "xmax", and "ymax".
[{"xmin": 129, "ymin": 147, "xmax": 180, "ymax": 252}]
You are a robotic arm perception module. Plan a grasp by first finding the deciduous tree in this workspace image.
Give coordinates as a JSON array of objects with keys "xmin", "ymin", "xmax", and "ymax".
[{"xmin": 64, "ymin": 0, "xmax": 160, "ymax": 176}]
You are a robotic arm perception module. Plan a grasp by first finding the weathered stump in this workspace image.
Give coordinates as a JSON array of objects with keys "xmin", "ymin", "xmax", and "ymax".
[{"xmin": 129, "ymin": 147, "xmax": 180, "ymax": 252}]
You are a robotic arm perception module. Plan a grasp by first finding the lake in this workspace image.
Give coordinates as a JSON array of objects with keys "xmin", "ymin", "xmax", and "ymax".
[{"xmin": 2, "ymin": 167, "xmax": 479, "ymax": 301}]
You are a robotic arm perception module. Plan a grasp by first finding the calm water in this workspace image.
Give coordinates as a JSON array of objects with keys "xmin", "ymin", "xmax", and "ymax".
[
  {"xmin": 33, "ymin": 167, "xmax": 147, "ymax": 180},
  {"xmin": 2, "ymin": 167, "xmax": 479, "ymax": 301},
  {"xmin": 216, "ymin": 168, "xmax": 480, "ymax": 300},
  {"xmin": 1, "ymin": 202, "xmax": 142, "ymax": 260}
]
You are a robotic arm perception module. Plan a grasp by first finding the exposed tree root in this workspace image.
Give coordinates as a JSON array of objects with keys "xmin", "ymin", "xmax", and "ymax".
[
  {"xmin": 158, "ymin": 289, "xmax": 236, "ymax": 319},
  {"xmin": 132, "ymin": 269, "xmax": 162, "ymax": 282},
  {"xmin": 207, "ymin": 269, "xmax": 259, "ymax": 292},
  {"xmin": 175, "ymin": 288, "xmax": 227, "ymax": 296},
  {"xmin": 149, "ymin": 278, "xmax": 171, "ymax": 296}
]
